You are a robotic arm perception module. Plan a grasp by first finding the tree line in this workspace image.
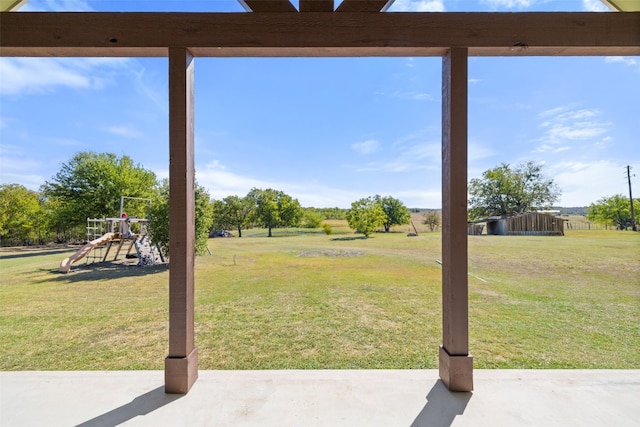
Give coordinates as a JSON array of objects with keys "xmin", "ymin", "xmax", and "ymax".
[
  {"xmin": 1, "ymin": 154, "xmax": 635, "ymax": 248},
  {"xmin": 0, "ymin": 151, "xmax": 415, "ymax": 249},
  {"xmin": 211, "ymin": 192, "xmax": 413, "ymax": 238}
]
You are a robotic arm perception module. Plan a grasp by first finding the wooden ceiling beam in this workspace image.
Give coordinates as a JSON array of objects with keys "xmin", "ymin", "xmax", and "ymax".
[
  {"xmin": 238, "ymin": 0, "xmax": 297, "ymax": 13},
  {"xmin": 335, "ymin": 0, "xmax": 394, "ymax": 12},
  {"xmin": 1, "ymin": 12, "xmax": 638, "ymax": 57},
  {"xmin": 299, "ymin": 0, "xmax": 334, "ymax": 13}
]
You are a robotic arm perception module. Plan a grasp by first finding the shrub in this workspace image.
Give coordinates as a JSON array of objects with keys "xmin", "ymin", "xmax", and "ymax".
[
  {"xmin": 302, "ymin": 210, "xmax": 324, "ymax": 228},
  {"xmin": 322, "ymin": 223, "xmax": 333, "ymax": 235}
]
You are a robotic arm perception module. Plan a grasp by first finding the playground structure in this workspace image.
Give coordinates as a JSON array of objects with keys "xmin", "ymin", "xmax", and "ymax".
[
  {"xmin": 59, "ymin": 197, "xmax": 165, "ymax": 273},
  {"xmin": 59, "ymin": 216, "xmax": 164, "ymax": 273}
]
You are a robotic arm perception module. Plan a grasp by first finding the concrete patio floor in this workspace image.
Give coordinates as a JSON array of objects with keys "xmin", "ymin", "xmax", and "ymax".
[{"xmin": 1, "ymin": 370, "xmax": 639, "ymax": 426}]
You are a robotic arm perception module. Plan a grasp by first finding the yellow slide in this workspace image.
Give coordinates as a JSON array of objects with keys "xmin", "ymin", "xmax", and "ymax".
[{"xmin": 59, "ymin": 232, "xmax": 115, "ymax": 273}]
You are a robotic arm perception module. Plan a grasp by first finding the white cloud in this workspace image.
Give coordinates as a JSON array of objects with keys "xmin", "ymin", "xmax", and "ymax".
[
  {"xmin": 196, "ymin": 159, "xmax": 442, "ymax": 208},
  {"xmin": 356, "ymin": 161, "xmax": 426, "ymax": 173},
  {"xmin": 351, "ymin": 130, "xmax": 442, "ymax": 173},
  {"xmin": 196, "ymin": 160, "xmax": 271, "ymax": 198},
  {"xmin": 0, "ymin": 59, "xmax": 90, "ymax": 95},
  {"xmin": 351, "ymin": 139, "xmax": 382, "ymax": 155},
  {"xmin": 0, "ymin": 145, "xmax": 46, "ymax": 190},
  {"xmin": 550, "ymin": 160, "xmax": 635, "ymax": 206},
  {"xmin": 605, "ymin": 56, "xmax": 640, "ymax": 72},
  {"xmin": 402, "ymin": 142, "xmax": 441, "ymax": 161},
  {"xmin": 405, "ymin": 58, "xmax": 416, "ymax": 68},
  {"xmin": 469, "ymin": 142, "xmax": 496, "ymax": 161},
  {"xmin": 355, "ymin": 141, "xmax": 440, "ymax": 173},
  {"xmin": 389, "ymin": 0, "xmax": 445, "ymax": 12},
  {"xmin": 394, "ymin": 189, "xmax": 441, "ymax": 209},
  {"xmin": 0, "ymin": 143, "xmax": 28, "ymax": 158},
  {"xmin": 398, "ymin": 91, "xmax": 434, "ymax": 101},
  {"xmin": 0, "ymin": 58, "xmax": 130, "ymax": 95},
  {"xmin": 0, "ymin": 56, "xmax": 167, "ymax": 119},
  {"xmin": 131, "ymin": 65, "xmax": 168, "ymax": 113},
  {"xmin": 195, "ymin": 160, "xmax": 364, "ymax": 208},
  {"xmin": 21, "ymin": 0, "xmax": 93, "ymax": 11},
  {"xmin": 161, "ymin": 156, "xmax": 640, "ymax": 210},
  {"xmin": 290, "ymin": 186, "xmax": 370, "ymax": 209},
  {"xmin": 103, "ymin": 125, "xmax": 144, "ymax": 139},
  {"xmin": 535, "ymin": 144, "xmax": 572, "ymax": 154},
  {"xmin": 376, "ymin": 90, "xmax": 435, "ymax": 101},
  {"xmin": 605, "ymin": 56, "xmax": 637, "ymax": 66},
  {"xmin": 582, "ymin": 0, "xmax": 609, "ymax": 12},
  {"xmin": 46, "ymin": 137, "xmax": 83, "ymax": 147},
  {"xmin": 481, "ymin": 0, "xmax": 531, "ymax": 9},
  {"xmin": 0, "ymin": 170, "xmax": 45, "ymax": 191},
  {"xmin": 538, "ymin": 105, "xmax": 568, "ymax": 118},
  {"xmin": 534, "ymin": 106, "xmax": 611, "ymax": 152}
]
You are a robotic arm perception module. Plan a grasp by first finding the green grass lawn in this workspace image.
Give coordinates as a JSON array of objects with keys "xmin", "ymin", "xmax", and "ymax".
[{"xmin": 1, "ymin": 227, "xmax": 638, "ymax": 370}]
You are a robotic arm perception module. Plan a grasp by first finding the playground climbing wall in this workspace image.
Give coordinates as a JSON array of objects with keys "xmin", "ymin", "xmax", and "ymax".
[{"xmin": 134, "ymin": 235, "xmax": 163, "ymax": 266}]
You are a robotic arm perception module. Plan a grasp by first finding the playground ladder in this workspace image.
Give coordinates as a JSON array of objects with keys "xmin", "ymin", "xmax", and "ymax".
[{"xmin": 85, "ymin": 218, "xmax": 106, "ymax": 265}]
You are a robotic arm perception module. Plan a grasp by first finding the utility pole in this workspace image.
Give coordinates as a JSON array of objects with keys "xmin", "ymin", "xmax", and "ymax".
[{"xmin": 626, "ymin": 165, "xmax": 636, "ymax": 232}]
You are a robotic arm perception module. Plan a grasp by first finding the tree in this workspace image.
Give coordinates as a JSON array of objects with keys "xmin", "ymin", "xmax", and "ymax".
[
  {"xmin": 246, "ymin": 188, "xmax": 302, "ymax": 237},
  {"xmin": 41, "ymin": 152, "xmax": 157, "ymax": 229},
  {"xmin": 422, "ymin": 210, "xmax": 441, "ymax": 232},
  {"xmin": 468, "ymin": 161, "xmax": 560, "ymax": 220},
  {"xmin": 301, "ymin": 209, "xmax": 324, "ymax": 229},
  {"xmin": 0, "ymin": 184, "xmax": 46, "ymax": 246},
  {"xmin": 194, "ymin": 185, "xmax": 214, "ymax": 253},
  {"xmin": 40, "ymin": 196, "xmax": 76, "ymax": 243},
  {"xmin": 306, "ymin": 207, "xmax": 346, "ymax": 220},
  {"xmin": 374, "ymin": 195, "xmax": 411, "ymax": 232},
  {"xmin": 147, "ymin": 183, "xmax": 169, "ymax": 255},
  {"xmin": 211, "ymin": 195, "xmax": 253, "ymax": 237},
  {"xmin": 147, "ymin": 179, "xmax": 214, "ymax": 256},
  {"xmin": 587, "ymin": 194, "xmax": 640, "ymax": 230},
  {"xmin": 346, "ymin": 196, "xmax": 387, "ymax": 238}
]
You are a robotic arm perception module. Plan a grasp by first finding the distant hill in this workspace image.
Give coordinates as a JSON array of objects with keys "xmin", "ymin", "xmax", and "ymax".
[
  {"xmin": 409, "ymin": 207, "xmax": 589, "ymax": 216},
  {"xmin": 554, "ymin": 207, "xmax": 588, "ymax": 216}
]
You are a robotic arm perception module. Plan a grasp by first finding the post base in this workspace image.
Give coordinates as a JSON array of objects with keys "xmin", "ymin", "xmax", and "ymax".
[
  {"xmin": 439, "ymin": 345, "xmax": 473, "ymax": 391},
  {"xmin": 165, "ymin": 347, "xmax": 198, "ymax": 394}
]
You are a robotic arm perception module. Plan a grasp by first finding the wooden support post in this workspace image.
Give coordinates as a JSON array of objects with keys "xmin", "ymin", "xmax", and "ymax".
[
  {"xmin": 102, "ymin": 241, "xmax": 114, "ymax": 262},
  {"xmin": 440, "ymin": 47, "xmax": 473, "ymax": 392},
  {"xmin": 165, "ymin": 47, "xmax": 198, "ymax": 394},
  {"xmin": 126, "ymin": 239, "xmax": 136, "ymax": 257},
  {"xmin": 113, "ymin": 238, "xmax": 126, "ymax": 260}
]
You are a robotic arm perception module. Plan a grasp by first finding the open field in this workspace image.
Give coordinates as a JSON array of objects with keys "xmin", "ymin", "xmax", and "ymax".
[{"xmin": 1, "ymin": 226, "xmax": 638, "ymax": 371}]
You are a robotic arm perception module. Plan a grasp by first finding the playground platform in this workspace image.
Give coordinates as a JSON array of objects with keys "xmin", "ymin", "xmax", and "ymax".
[{"xmin": 2, "ymin": 369, "xmax": 639, "ymax": 426}]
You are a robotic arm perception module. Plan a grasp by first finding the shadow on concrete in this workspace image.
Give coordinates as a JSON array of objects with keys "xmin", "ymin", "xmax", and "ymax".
[
  {"xmin": 411, "ymin": 380, "xmax": 472, "ymax": 427},
  {"xmin": 76, "ymin": 386, "xmax": 182, "ymax": 427}
]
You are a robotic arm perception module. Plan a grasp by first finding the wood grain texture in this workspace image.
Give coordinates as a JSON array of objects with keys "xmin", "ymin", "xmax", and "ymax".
[
  {"xmin": 168, "ymin": 47, "xmax": 196, "ymax": 358},
  {"xmin": 299, "ymin": 0, "xmax": 334, "ymax": 12},
  {"xmin": 1, "ymin": 12, "xmax": 638, "ymax": 57},
  {"xmin": 335, "ymin": 0, "xmax": 392, "ymax": 12},
  {"xmin": 441, "ymin": 48, "xmax": 469, "ymax": 357}
]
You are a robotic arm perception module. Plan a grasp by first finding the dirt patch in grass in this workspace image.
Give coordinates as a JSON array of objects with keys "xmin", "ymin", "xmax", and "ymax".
[{"xmin": 298, "ymin": 250, "xmax": 365, "ymax": 258}]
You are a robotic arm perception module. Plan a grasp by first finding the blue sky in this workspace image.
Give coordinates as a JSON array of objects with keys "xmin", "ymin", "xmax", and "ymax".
[{"xmin": 1, "ymin": 0, "xmax": 638, "ymax": 209}]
